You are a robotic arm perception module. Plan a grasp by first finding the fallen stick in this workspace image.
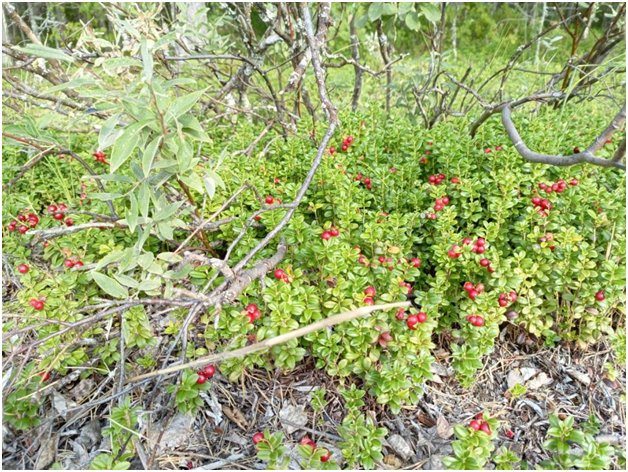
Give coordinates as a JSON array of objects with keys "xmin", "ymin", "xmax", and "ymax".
[{"xmin": 126, "ymin": 301, "xmax": 410, "ymax": 383}]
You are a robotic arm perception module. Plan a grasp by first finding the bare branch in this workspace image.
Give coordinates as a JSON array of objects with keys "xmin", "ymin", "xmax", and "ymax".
[{"xmin": 502, "ymin": 105, "xmax": 626, "ymax": 170}]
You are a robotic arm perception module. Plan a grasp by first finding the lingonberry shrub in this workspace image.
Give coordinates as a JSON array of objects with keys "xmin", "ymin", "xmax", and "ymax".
[
  {"xmin": 443, "ymin": 413, "xmax": 499, "ymax": 469},
  {"xmin": 3, "ymin": 102, "xmax": 625, "ymax": 427}
]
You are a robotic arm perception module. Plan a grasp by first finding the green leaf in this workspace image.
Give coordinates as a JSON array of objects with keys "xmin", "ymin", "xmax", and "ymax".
[
  {"xmin": 368, "ymin": 2, "xmax": 384, "ymax": 21},
  {"xmin": 102, "ymin": 57, "xmax": 143, "ymax": 72},
  {"xmin": 15, "ymin": 43, "xmax": 74, "ymax": 62},
  {"xmin": 142, "ymin": 136, "xmax": 161, "ymax": 174},
  {"xmin": 405, "ymin": 11, "xmax": 421, "ymax": 31},
  {"xmin": 98, "ymin": 113, "xmax": 123, "ymax": 150},
  {"xmin": 399, "ymin": 2, "xmax": 414, "ymax": 14},
  {"xmin": 45, "ymin": 78, "xmax": 98, "ymax": 93},
  {"xmin": 166, "ymin": 89, "xmax": 207, "ymax": 122},
  {"xmin": 92, "ymin": 272, "xmax": 129, "ymax": 299},
  {"xmin": 203, "ymin": 173, "xmax": 216, "ymax": 199},
  {"xmin": 140, "ymin": 38, "xmax": 153, "ymax": 82},
  {"xmin": 420, "ymin": 3, "xmax": 441, "ymax": 22},
  {"xmin": 127, "ymin": 193, "xmax": 139, "ymax": 233},
  {"xmin": 110, "ymin": 121, "xmax": 151, "ymax": 173}
]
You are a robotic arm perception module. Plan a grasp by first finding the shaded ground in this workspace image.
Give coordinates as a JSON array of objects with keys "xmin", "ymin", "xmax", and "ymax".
[{"xmin": 2, "ymin": 330, "xmax": 625, "ymax": 470}]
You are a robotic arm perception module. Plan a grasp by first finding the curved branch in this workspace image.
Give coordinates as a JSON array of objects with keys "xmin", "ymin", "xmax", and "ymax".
[{"xmin": 502, "ymin": 106, "xmax": 626, "ymax": 170}]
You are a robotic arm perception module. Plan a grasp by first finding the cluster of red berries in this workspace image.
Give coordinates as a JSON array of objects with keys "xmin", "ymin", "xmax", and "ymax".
[
  {"xmin": 321, "ymin": 227, "xmax": 340, "ymax": 240},
  {"xmin": 265, "ymin": 195, "xmax": 282, "ymax": 205},
  {"xmin": 407, "ymin": 311, "xmax": 428, "ymax": 329},
  {"xmin": 434, "ymin": 195, "xmax": 450, "ymax": 212},
  {"xmin": 94, "ymin": 150, "xmax": 108, "ymax": 165},
  {"xmin": 274, "ymin": 268, "xmax": 290, "ymax": 283},
  {"xmin": 538, "ymin": 178, "xmax": 576, "ymax": 194},
  {"xmin": 64, "ymin": 258, "xmax": 84, "ymax": 269},
  {"xmin": 329, "ymin": 135, "xmax": 354, "ymax": 154},
  {"xmin": 530, "ymin": 196, "xmax": 552, "ymax": 218},
  {"xmin": 363, "ymin": 286, "xmax": 376, "ymax": 305},
  {"xmin": 244, "ymin": 303, "xmax": 262, "ymax": 324},
  {"xmin": 29, "ymin": 298, "xmax": 45, "ymax": 311},
  {"xmin": 428, "ymin": 173, "xmax": 446, "ymax": 185},
  {"xmin": 6, "ymin": 211, "xmax": 39, "ymax": 234},
  {"xmin": 465, "ymin": 314, "xmax": 485, "ymax": 327},
  {"xmin": 354, "ymin": 174, "xmax": 373, "ymax": 190},
  {"xmin": 376, "ymin": 255, "xmax": 395, "ymax": 271},
  {"xmin": 498, "ymin": 291, "xmax": 518, "ymax": 308},
  {"xmin": 469, "ymin": 414, "xmax": 492, "ymax": 434},
  {"xmin": 483, "ymin": 145, "xmax": 503, "ymax": 154},
  {"xmin": 463, "ymin": 281, "xmax": 485, "ymax": 300},
  {"xmin": 48, "ymin": 203, "xmax": 73, "ymax": 226},
  {"xmin": 479, "ymin": 257, "xmax": 493, "ymax": 272},
  {"xmin": 298, "ymin": 437, "xmax": 331, "ymax": 462},
  {"xmin": 399, "ymin": 281, "xmax": 412, "ymax": 295},
  {"xmin": 196, "ymin": 364, "xmax": 216, "ymax": 384}
]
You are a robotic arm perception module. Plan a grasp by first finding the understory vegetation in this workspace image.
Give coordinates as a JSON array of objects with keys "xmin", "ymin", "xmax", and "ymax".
[{"xmin": 2, "ymin": 2, "xmax": 626, "ymax": 470}]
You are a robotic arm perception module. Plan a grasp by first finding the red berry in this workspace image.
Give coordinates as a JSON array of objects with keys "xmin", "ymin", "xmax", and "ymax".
[
  {"xmin": 58, "ymin": 203, "xmax": 67, "ymax": 211},
  {"xmin": 34, "ymin": 301, "xmax": 44, "ymax": 311},
  {"xmin": 570, "ymin": 178, "xmax": 579, "ymax": 186},
  {"xmin": 484, "ymin": 148, "xmax": 492, "ymax": 153},
  {"xmin": 364, "ymin": 286, "xmax": 376, "ymax": 297},
  {"xmin": 246, "ymin": 303, "xmax": 258, "ymax": 314},
  {"xmin": 411, "ymin": 257, "xmax": 421, "ymax": 268},
  {"xmin": 265, "ymin": 196, "xmax": 274, "ymax": 204},
  {"xmin": 355, "ymin": 174, "xmax": 363, "ymax": 181},
  {"xmin": 406, "ymin": 315, "xmax": 419, "ymax": 329},
  {"xmin": 480, "ymin": 422, "xmax": 492, "ymax": 435},
  {"xmin": 64, "ymin": 259, "xmax": 75, "ymax": 268},
  {"xmin": 474, "ymin": 316, "xmax": 485, "ymax": 327},
  {"xmin": 30, "ymin": 299, "xmax": 39, "ymax": 307},
  {"xmin": 254, "ymin": 214, "xmax": 261, "ymax": 221},
  {"xmin": 253, "ymin": 432, "xmax": 265, "ymax": 445},
  {"xmin": 475, "ymin": 283, "xmax": 485, "ymax": 293},
  {"xmin": 330, "ymin": 227, "xmax": 339, "ymax": 237},
  {"xmin": 363, "ymin": 297, "xmax": 374, "ymax": 306},
  {"xmin": 532, "ymin": 196, "xmax": 542, "ymax": 206},
  {"xmin": 475, "ymin": 245, "xmax": 486, "ymax": 254},
  {"xmin": 595, "ymin": 290, "xmax": 605, "ymax": 301},
  {"xmin": 300, "ymin": 437, "xmax": 316, "ymax": 449},
  {"xmin": 442, "ymin": 196, "xmax": 450, "ymax": 205},
  {"xmin": 187, "ymin": 461, "xmax": 193, "ymax": 469},
  {"xmin": 321, "ymin": 231, "xmax": 332, "ymax": 241},
  {"xmin": 196, "ymin": 373, "xmax": 207, "ymax": 384},
  {"xmin": 329, "ymin": 147, "xmax": 336, "ymax": 154},
  {"xmin": 341, "ymin": 144, "xmax": 348, "ymax": 152},
  {"xmin": 18, "ymin": 214, "xmax": 27, "ymax": 222},
  {"xmin": 498, "ymin": 299, "xmax": 508, "ymax": 307},
  {"xmin": 39, "ymin": 371, "xmax": 51, "ymax": 382},
  {"xmin": 462, "ymin": 238, "xmax": 472, "ymax": 245},
  {"xmin": 203, "ymin": 365, "xmax": 216, "ymax": 378},
  {"xmin": 434, "ymin": 203, "xmax": 444, "ymax": 212},
  {"xmin": 451, "ymin": 177, "xmax": 460, "ymax": 184},
  {"xmin": 363, "ymin": 177, "xmax": 371, "ymax": 185},
  {"xmin": 52, "ymin": 212, "xmax": 63, "ymax": 221},
  {"xmin": 378, "ymin": 256, "xmax": 386, "ymax": 264},
  {"xmin": 448, "ymin": 249, "xmax": 461, "ymax": 258},
  {"xmin": 395, "ymin": 308, "xmax": 405, "ymax": 320},
  {"xmin": 417, "ymin": 312, "xmax": 427, "ymax": 323},
  {"xmin": 47, "ymin": 205, "xmax": 58, "ymax": 213},
  {"xmin": 468, "ymin": 289, "xmax": 478, "ymax": 300},
  {"xmin": 505, "ymin": 429, "xmax": 514, "ymax": 439},
  {"xmin": 18, "ymin": 264, "xmax": 29, "ymax": 274},
  {"xmin": 358, "ymin": 255, "xmax": 368, "ymax": 265},
  {"xmin": 64, "ymin": 218, "xmax": 74, "ymax": 227},
  {"xmin": 480, "ymin": 258, "xmax": 490, "ymax": 267},
  {"xmin": 18, "ymin": 225, "xmax": 29, "ymax": 234},
  {"xmin": 464, "ymin": 282, "xmax": 474, "ymax": 292},
  {"xmin": 274, "ymin": 269, "xmax": 286, "ymax": 280},
  {"xmin": 496, "ymin": 146, "xmax": 503, "ymax": 151},
  {"xmin": 469, "ymin": 420, "xmax": 481, "ymax": 431},
  {"xmin": 509, "ymin": 291, "xmax": 518, "ymax": 302},
  {"xmin": 320, "ymin": 450, "xmax": 331, "ymax": 462}
]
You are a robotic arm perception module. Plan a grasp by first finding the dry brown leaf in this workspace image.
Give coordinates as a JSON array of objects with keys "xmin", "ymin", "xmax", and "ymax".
[
  {"xmin": 436, "ymin": 416, "xmax": 454, "ymax": 439},
  {"xmin": 222, "ymin": 405, "xmax": 248, "ymax": 430}
]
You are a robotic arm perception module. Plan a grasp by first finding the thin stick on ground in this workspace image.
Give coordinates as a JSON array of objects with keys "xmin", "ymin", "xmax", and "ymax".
[{"xmin": 126, "ymin": 301, "xmax": 410, "ymax": 382}]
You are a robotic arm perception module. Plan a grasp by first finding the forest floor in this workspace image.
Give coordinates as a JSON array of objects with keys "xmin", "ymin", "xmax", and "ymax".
[{"xmin": 2, "ymin": 333, "xmax": 625, "ymax": 470}]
